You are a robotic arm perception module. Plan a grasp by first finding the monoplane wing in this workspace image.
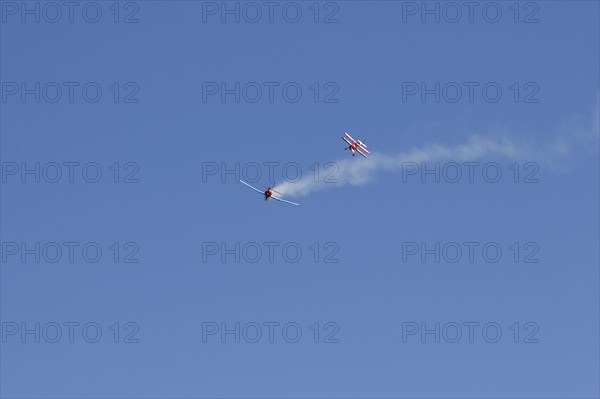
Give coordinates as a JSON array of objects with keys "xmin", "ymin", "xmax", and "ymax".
[
  {"xmin": 271, "ymin": 196, "xmax": 300, "ymax": 206},
  {"xmin": 240, "ymin": 180, "xmax": 264, "ymax": 195}
]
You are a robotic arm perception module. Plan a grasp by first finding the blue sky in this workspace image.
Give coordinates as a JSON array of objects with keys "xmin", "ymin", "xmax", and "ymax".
[{"xmin": 1, "ymin": 1, "xmax": 599, "ymax": 398}]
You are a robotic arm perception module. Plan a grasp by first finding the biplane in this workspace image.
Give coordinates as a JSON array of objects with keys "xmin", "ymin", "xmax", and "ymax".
[{"xmin": 342, "ymin": 132, "xmax": 370, "ymax": 158}]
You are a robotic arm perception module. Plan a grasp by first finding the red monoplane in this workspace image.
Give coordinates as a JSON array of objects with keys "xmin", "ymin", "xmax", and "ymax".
[{"xmin": 239, "ymin": 180, "xmax": 300, "ymax": 206}]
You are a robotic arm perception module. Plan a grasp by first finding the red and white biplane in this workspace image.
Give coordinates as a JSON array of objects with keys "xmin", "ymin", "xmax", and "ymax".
[
  {"xmin": 342, "ymin": 132, "xmax": 370, "ymax": 158},
  {"xmin": 239, "ymin": 180, "xmax": 300, "ymax": 206}
]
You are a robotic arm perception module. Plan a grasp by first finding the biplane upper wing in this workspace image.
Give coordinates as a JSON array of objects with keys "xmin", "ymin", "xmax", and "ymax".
[{"xmin": 344, "ymin": 132, "xmax": 358, "ymax": 144}]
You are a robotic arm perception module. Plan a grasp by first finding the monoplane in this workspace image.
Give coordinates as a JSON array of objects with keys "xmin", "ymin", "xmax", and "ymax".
[{"xmin": 239, "ymin": 180, "xmax": 300, "ymax": 206}]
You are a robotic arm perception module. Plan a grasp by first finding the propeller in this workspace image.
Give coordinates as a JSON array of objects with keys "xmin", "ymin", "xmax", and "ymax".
[
  {"xmin": 263, "ymin": 183, "xmax": 282, "ymax": 195},
  {"xmin": 271, "ymin": 182, "xmax": 282, "ymax": 195}
]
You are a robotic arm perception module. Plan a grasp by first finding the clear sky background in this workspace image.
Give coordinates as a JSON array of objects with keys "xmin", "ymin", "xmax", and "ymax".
[{"xmin": 1, "ymin": 1, "xmax": 599, "ymax": 398}]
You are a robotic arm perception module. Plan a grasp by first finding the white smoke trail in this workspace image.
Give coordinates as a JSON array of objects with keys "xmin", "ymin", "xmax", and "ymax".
[{"xmin": 277, "ymin": 105, "xmax": 599, "ymax": 198}]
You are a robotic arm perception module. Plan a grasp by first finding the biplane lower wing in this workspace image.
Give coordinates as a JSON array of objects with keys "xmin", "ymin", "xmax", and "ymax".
[{"xmin": 355, "ymin": 147, "xmax": 369, "ymax": 158}]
